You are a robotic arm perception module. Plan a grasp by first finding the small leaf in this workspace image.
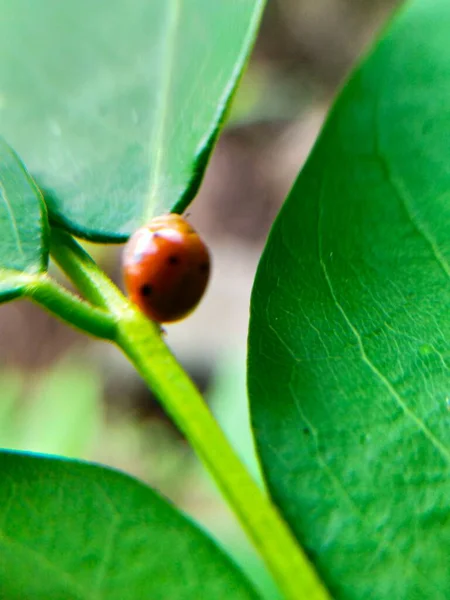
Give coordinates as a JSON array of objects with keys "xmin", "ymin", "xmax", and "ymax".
[
  {"xmin": 248, "ymin": 0, "xmax": 450, "ymax": 599},
  {"xmin": 0, "ymin": 137, "xmax": 49, "ymax": 302},
  {"xmin": 0, "ymin": 138, "xmax": 48, "ymax": 273},
  {"xmin": 0, "ymin": 0, "xmax": 264, "ymax": 241},
  {"xmin": 0, "ymin": 451, "xmax": 259, "ymax": 599}
]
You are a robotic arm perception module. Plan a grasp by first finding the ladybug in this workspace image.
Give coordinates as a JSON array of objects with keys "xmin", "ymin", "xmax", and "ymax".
[{"xmin": 122, "ymin": 213, "xmax": 211, "ymax": 323}]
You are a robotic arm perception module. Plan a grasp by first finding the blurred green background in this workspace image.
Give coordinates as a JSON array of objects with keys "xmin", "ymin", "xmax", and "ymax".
[{"xmin": 0, "ymin": 1, "xmax": 400, "ymax": 597}]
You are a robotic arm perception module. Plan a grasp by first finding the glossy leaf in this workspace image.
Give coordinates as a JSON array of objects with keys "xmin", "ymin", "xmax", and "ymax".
[
  {"xmin": 248, "ymin": 1, "xmax": 450, "ymax": 598},
  {"xmin": 0, "ymin": 137, "xmax": 49, "ymax": 301},
  {"xmin": 0, "ymin": 451, "xmax": 258, "ymax": 599},
  {"xmin": 0, "ymin": 0, "xmax": 264, "ymax": 242},
  {"xmin": 0, "ymin": 138, "xmax": 49, "ymax": 272}
]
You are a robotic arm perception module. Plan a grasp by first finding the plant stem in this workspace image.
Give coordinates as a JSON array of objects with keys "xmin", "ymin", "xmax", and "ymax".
[
  {"xmin": 49, "ymin": 228, "xmax": 122, "ymax": 310},
  {"xmin": 27, "ymin": 275, "xmax": 117, "ymax": 340},
  {"xmin": 117, "ymin": 311, "xmax": 330, "ymax": 600},
  {"xmin": 50, "ymin": 231, "xmax": 330, "ymax": 600}
]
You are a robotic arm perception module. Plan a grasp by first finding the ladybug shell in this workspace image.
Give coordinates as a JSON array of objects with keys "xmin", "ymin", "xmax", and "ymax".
[{"xmin": 123, "ymin": 214, "xmax": 210, "ymax": 323}]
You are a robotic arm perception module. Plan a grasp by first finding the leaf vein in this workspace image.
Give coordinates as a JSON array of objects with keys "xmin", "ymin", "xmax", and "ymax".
[
  {"xmin": 145, "ymin": 0, "xmax": 182, "ymax": 220},
  {"xmin": 374, "ymin": 92, "xmax": 450, "ymax": 280},
  {"xmin": 317, "ymin": 181, "xmax": 450, "ymax": 466},
  {"xmin": 0, "ymin": 178, "xmax": 25, "ymax": 260}
]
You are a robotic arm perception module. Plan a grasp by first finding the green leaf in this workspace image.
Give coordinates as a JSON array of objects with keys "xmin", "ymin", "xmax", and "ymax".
[
  {"xmin": 0, "ymin": 137, "xmax": 49, "ymax": 302},
  {"xmin": 0, "ymin": 138, "xmax": 49, "ymax": 290},
  {"xmin": 0, "ymin": 0, "xmax": 264, "ymax": 242},
  {"xmin": 248, "ymin": 1, "xmax": 450, "ymax": 598},
  {"xmin": 0, "ymin": 451, "xmax": 259, "ymax": 599}
]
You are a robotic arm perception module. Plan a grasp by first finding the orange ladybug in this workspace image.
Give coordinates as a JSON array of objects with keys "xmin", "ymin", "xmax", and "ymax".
[{"xmin": 122, "ymin": 214, "xmax": 210, "ymax": 323}]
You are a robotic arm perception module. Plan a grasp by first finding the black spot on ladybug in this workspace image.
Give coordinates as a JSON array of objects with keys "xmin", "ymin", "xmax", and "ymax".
[
  {"xmin": 140, "ymin": 283, "xmax": 153, "ymax": 297},
  {"xmin": 123, "ymin": 215, "xmax": 211, "ymax": 323}
]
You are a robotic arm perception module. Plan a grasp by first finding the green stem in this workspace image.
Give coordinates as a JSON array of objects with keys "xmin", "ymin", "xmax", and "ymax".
[
  {"xmin": 27, "ymin": 275, "xmax": 117, "ymax": 340},
  {"xmin": 117, "ymin": 311, "xmax": 330, "ymax": 600},
  {"xmin": 49, "ymin": 228, "xmax": 122, "ymax": 310},
  {"xmin": 49, "ymin": 231, "xmax": 330, "ymax": 600}
]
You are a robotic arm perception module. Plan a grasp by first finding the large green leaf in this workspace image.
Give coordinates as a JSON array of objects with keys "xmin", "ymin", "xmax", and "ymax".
[
  {"xmin": 0, "ymin": 137, "xmax": 49, "ymax": 302},
  {"xmin": 248, "ymin": 1, "xmax": 450, "ymax": 598},
  {"xmin": 0, "ymin": 451, "xmax": 259, "ymax": 599},
  {"xmin": 0, "ymin": 0, "xmax": 264, "ymax": 242}
]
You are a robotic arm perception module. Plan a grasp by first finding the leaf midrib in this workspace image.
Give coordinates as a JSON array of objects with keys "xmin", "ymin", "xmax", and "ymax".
[
  {"xmin": 0, "ymin": 178, "xmax": 25, "ymax": 261},
  {"xmin": 145, "ymin": 0, "xmax": 182, "ymax": 221}
]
